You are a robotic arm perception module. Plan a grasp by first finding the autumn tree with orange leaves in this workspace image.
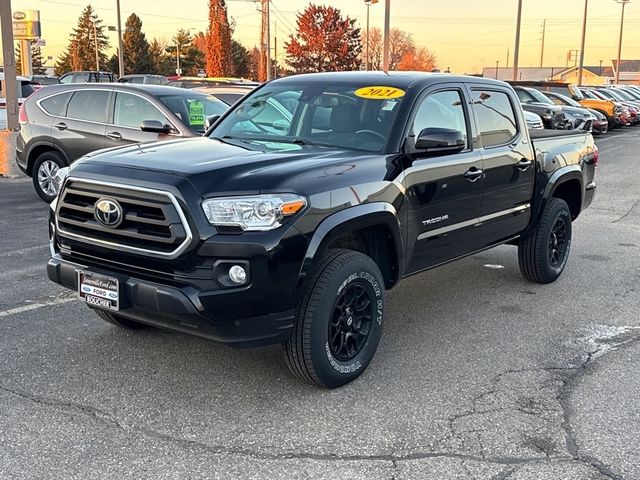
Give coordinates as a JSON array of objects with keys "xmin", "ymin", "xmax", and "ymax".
[
  {"xmin": 286, "ymin": 5, "xmax": 362, "ymax": 74},
  {"xmin": 397, "ymin": 47, "xmax": 437, "ymax": 72},
  {"xmin": 206, "ymin": 0, "xmax": 233, "ymax": 76}
]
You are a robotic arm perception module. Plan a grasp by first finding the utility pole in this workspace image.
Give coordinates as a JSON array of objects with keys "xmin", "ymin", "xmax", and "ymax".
[
  {"xmin": 364, "ymin": 0, "xmax": 378, "ymax": 70},
  {"xmin": 506, "ymin": 47, "xmax": 510, "ymax": 69},
  {"xmin": 0, "ymin": 0, "xmax": 18, "ymax": 130},
  {"xmin": 615, "ymin": 0, "xmax": 631, "ymax": 84},
  {"xmin": 382, "ymin": 0, "xmax": 390, "ymax": 71},
  {"xmin": 495, "ymin": 60, "xmax": 499, "ymax": 79},
  {"xmin": 259, "ymin": 0, "xmax": 271, "ymax": 81},
  {"xmin": 93, "ymin": 20, "xmax": 100, "ymax": 71},
  {"xmin": 512, "ymin": 0, "xmax": 523, "ymax": 81},
  {"xmin": 577, "ymin": 0, "xmax": 589, "ymax": 86},
  {"xmin": 176, "ymin": 42, "xmax": 181, "ymax": 75},
  {"xmin": 540, "ymin": 19, "xmax": 546, "ymax": 67},
  {"xmin": 116, "ymin": 0, "xmax": 124, "ymax": 77},
  {"xmin": 273, "ymin": 20, "xmax": 277, "ymax": 79}
]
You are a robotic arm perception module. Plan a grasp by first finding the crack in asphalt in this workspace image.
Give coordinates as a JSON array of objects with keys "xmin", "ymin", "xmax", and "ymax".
[
  {"xmin": 1, "ymin": 326, "xmax": 638, "ymax": 479},
  {"xmin": 612, "ymin": 198, "xmax": 640, "ymax": 224}
]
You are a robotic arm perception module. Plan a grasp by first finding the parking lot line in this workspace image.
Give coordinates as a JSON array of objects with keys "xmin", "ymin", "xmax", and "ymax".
[
  {"xmin": 0, "ymin": 297, "xmax": 76, "ymax": 318},
  {"xmin": 0, "ymin": 245, "xmax": 48, "ymax": 258}
]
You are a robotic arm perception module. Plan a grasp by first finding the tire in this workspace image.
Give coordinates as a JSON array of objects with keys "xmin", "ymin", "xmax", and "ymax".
[
  {"xmin": 518, "ymin": 198, "xmax": 572, "ymax": 284},
  {"xmin": 93, "ymin": 308, "xmax": 148, "ymax": 330},
  {"xmin": 32, "ymin": 151, "xmax": 65, "ymax": 203},
  {"xmin": 284, "ymin": 249, "xmax": 385, "ymax": 388}
]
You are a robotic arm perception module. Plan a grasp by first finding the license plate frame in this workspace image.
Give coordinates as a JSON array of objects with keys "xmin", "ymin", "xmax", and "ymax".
[{"xmin": 78, "ymin": 270, "xmax": 120, "ymax": 311}]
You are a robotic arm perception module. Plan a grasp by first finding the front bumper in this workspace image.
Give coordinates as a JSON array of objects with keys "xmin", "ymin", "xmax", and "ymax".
[{"xmin": 47, "ymin": 255, "xmax": 296, "ymax": 347}]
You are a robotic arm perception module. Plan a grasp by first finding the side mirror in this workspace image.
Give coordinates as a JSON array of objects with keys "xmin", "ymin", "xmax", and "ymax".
[
  {"xmin": 140, "ymin": 120, "xmax": 172, "ymax": 134},
  {"xmin": 415, "ymin": 127, "xmax": 466, "ymax": 156},
  {"xmin": 205, "ymin": 114, "xmax": 221, "ymax": 129}
]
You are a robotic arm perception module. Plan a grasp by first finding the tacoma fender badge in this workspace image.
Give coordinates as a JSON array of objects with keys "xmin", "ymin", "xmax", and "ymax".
[{"xmin": 422, "ymin": 215, "xmax": 449, "ymax": 226}]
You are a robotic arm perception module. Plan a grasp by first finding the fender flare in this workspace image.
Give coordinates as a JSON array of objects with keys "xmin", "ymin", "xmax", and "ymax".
[
  {"xmin": 295, "ymin": 202, "xmax": 404, "ymax": 292},
  {"xmin": 525, "ymin": 165, "xmax": 583, "ymax": 235}
]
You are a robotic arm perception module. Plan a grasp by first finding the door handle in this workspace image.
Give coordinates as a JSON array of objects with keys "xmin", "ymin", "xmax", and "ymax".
[
  {"xmin": 516, "ymin": 159, "xmax": 533, "ymax": 171},
  {"xmin": 106, "ymin": 131, "xmax": 122, "ymax": 141},
  {"xmin": 54, "ymin": 122, "xmax": 67, "ymax": 131},
  {"xmin": 464, "ymin": 168, "xmax": 483, "ymax": 182}
]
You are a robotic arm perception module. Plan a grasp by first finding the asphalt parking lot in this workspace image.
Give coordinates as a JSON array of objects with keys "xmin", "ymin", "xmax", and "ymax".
[{"xmin": 1, "ymin": 129, "xmax": 639, "ymax": 480}]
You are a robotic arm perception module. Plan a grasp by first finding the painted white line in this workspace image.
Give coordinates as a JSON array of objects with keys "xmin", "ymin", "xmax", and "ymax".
[
  {"xmin": 0, "ymin": 297, "xmax": 76, "ymax": 318},
  {"xmin": 483, "ymin": 264, "xmax": 505, "ymax": 270},
  {"xmin": 0, "ymin": 245, "xmax": 48, "ymax": 258}
]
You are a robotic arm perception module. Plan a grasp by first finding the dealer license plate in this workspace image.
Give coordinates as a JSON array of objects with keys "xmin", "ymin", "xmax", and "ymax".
[{"xmin": 78, "ymin": 271, "xmax": 120, "ymax": 311}]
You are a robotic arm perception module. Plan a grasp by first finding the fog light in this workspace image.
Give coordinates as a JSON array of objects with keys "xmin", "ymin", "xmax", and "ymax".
[{"xmin": 228, "ymin": 265, "xmax": 247, "ymax": 284}]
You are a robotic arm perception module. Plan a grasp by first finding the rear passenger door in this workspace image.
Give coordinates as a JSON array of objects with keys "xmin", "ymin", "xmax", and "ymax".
[
  {"xmin": 106, "ymin": 92, "xmax": 177, "ymax": 147},
  {"xmin": 402, "ymin": 86, "xmax": 483, "ymax": 274},
  {"xmin": 60, "ymin": 90, "xmax": 109, "ymax": 159},
  {"xmin": 469, "ymin": 87, "xmax": 534, "ymax": 248}
]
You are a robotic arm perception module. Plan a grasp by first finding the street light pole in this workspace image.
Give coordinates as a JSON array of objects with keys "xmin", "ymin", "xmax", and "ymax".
[
  {"xmin": 615, "ymin": 0, "xmax": 631, "ymax": 84},
  {"xmin": 512, "ymin": 0, "xmax": 523, "ymax": 81},
  {"xmin": 365, "ymin": 0, "xmax": 371, "ymax": 70},
  {"xmin": 382, "ymin": 0, "xmax": 390, "ymax": 71},
  {"xmin": 577, "ymin": 0, "xmax": 589, "ymax": 86},
  {"xmin": 116, "ymin": 0, "xmax": 124, "ymax": 77},
  {"xmin": 495, "ymin": 60, "xmax": 499, "ymax": 79},
  {"xmin": 93, "ymin": 20, "xmax": 100, "ymax": 71}
]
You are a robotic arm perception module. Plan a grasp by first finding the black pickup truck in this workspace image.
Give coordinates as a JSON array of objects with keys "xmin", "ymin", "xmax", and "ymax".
[{"xmin": 47, "ymin": 72, "xmax": 598, "ymax": 388}]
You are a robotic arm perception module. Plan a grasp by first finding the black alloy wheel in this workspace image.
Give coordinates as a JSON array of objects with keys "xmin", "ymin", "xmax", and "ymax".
[{"xmin": 329, "ymin": 282, "xmax": 374, "ymax": 361}]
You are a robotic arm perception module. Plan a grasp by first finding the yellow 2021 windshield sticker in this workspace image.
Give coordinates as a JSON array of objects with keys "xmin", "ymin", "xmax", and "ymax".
[{"xmin": 355, "ymin": 86, "xmax": 406, "ymax": 100}]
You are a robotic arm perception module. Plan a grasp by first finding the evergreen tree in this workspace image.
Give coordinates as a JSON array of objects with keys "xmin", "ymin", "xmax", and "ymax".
[
  {"xmin": 15, "ymin": 44, "xmax": 47, "ymax": 75},
  {"xmin": 248, "ymin": 46, "xmax": 261, "ymax": 81},
  {"xmin": 164, "ymin": 29, "xmax": 204, "ymax": 76},
  {"xmin": 54, "ymin": 5, "xmax": 110, "ymax": 75},
  {"xmin": 231, "ymin": 40, "xmax": 250, "ymax": 78},
  {"xmin": 149, "ymin": 38, "xmax": 174, "ymax": 76},
  {"xmin": 122, "ymin": 13, "xmax": 153, "ymax": 74},
  {"xmin": 206, "ymin": 0, "xmax": 233, "ymax": 76}
]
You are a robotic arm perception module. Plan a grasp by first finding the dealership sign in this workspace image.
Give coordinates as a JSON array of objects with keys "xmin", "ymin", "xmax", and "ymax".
[{"xmin": 12, "ymin": 10, "xmax": 41, "ymax": 40}]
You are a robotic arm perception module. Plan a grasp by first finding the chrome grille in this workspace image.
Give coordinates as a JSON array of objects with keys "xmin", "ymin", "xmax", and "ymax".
[{"xmin": 55, "ymin": 178, "xmax": 193, "ymax": 259}]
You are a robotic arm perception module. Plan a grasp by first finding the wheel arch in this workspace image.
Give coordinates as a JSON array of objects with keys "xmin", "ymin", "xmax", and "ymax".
[
  {"xmin": 295, "ymin": 203, "xmax": 405, "ymax": 293},
  {"xmin": 26, "ymin": 142, "xmax": 70, "ymax": 176}
]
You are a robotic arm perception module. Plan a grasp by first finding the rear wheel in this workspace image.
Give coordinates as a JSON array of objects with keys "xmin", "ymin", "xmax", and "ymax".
[
  {"xmin": 518, "ymin": 198, "xmax": 572, "ymax": 284},
  {"xmin": 93, "ymin": 309, "xmax": 148, "ymax": 330},
  {"xmin": 284, "ymin": 249, "xmax": 385, "ymax": 388},
  {"xmin": 32, "ymin": 151, "xmax": 65, "ymax": 203}
]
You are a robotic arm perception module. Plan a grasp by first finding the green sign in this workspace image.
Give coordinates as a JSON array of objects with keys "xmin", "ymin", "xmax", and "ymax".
[{"xmin": 189, "ymin": 100, "xmax": 205, "ymax": 126}]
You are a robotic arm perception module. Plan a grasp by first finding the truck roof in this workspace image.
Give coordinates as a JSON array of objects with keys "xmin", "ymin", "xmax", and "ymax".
[{"xmin": 270, "ymin": 71, "xmax": 509, "ymax": 90}]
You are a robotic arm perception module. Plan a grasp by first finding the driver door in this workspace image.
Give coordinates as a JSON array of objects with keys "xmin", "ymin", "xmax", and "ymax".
[{"xmin": 402, "ymin": 86, "xmax": 483, "ymax": 274}]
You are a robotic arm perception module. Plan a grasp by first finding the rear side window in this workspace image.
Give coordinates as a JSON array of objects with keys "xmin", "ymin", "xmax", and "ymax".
[
  {"xmin": 40, "ymin": 92, "xmax": 72, "ymax": 116},
  {"xmin": 471, "ymin": 90, "xmax": 518, "ymax": 148},
  {"xmin": 66, "ymin": 90, "xmax": 110, "ymax": 123},
  {"xmin": 20, "ymin": 82, "xmax": 35, "ymax": 98}
]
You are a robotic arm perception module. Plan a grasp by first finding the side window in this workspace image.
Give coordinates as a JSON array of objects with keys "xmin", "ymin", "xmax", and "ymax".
[
  {"xmin": 66, "ymin": 90, "xmax": 110, "ymax": 123},
  {"xmin": 114, "ymin": 92, "xmax": 168, "ymax": 128},
  {"xmin": 411, "ymin": 90, "xmax": 468, "ymax": 147},
  {"xmin": 59, "ymin": 74, "xmax": 73, "ymax": 84},
  {"xmin": 515, "ymin": 88, "xmax": 534, "ymax": 103},
  {"xmin": 40, "ymin": 92, "xmax": 73, "ymax": 116},
  {"xmin": 471, "ymin": 90, "xmax": 518, "ymax": 148}
]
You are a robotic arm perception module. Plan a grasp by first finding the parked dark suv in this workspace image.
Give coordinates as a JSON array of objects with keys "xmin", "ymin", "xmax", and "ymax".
[{"xmin": 16, "ymin": 84, "xmax": 228, "ymax": 202}]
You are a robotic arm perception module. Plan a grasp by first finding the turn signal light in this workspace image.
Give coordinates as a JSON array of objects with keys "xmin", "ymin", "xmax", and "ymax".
[{"xmin": 281, "ymin": 200, "xmax": 306, "ymax": 216}]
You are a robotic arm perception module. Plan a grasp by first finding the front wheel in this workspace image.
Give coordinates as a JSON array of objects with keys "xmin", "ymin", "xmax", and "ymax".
[
  {"xmin": 284, "ymin": 249, "xmax": 385, "ymax": 388},
  {"xmin": 518, "ymin": 198, "xmax": 572, "ymax": 284},
  {"xmin": 32, "ymin": 151, "xmax": 65, "ymax": 203}
]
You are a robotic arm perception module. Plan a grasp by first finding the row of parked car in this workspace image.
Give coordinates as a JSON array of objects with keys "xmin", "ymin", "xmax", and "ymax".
[
  {"xmin": 5, "ymin": 71, "xmax": 262, "ymax": 199},
  {"xmin": 8, "ymin": 68, "xmax": 638, "ymax": 203},
  {"xmin": 512, "ymin": 82, "xmax": 640, "ymax": 135}
]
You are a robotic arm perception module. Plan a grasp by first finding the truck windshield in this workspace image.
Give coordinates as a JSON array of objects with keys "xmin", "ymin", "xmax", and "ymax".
[{"xmin": 210, "ymin": 83, "xmax": 406, "ymax": 153}]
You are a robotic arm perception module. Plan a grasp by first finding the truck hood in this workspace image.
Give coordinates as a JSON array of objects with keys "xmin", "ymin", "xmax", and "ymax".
[{"xmin": 70, "ymin": 137, "xmax": 386, "ymax": 196}]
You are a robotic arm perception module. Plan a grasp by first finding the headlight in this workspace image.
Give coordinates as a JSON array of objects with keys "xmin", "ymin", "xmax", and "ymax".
[
  {"xmin": 52, "ymin": 166, "xmax": 69, "ymax": 196},
  {"xmin": 202, "ymin": 194, "xmax": 307, "ymax": 231}
]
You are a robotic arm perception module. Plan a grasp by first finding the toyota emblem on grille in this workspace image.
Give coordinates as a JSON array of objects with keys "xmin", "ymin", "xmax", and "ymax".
[{"xmin": 94, "ymin": 198, "xmax": 123, "ymax": 227}]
